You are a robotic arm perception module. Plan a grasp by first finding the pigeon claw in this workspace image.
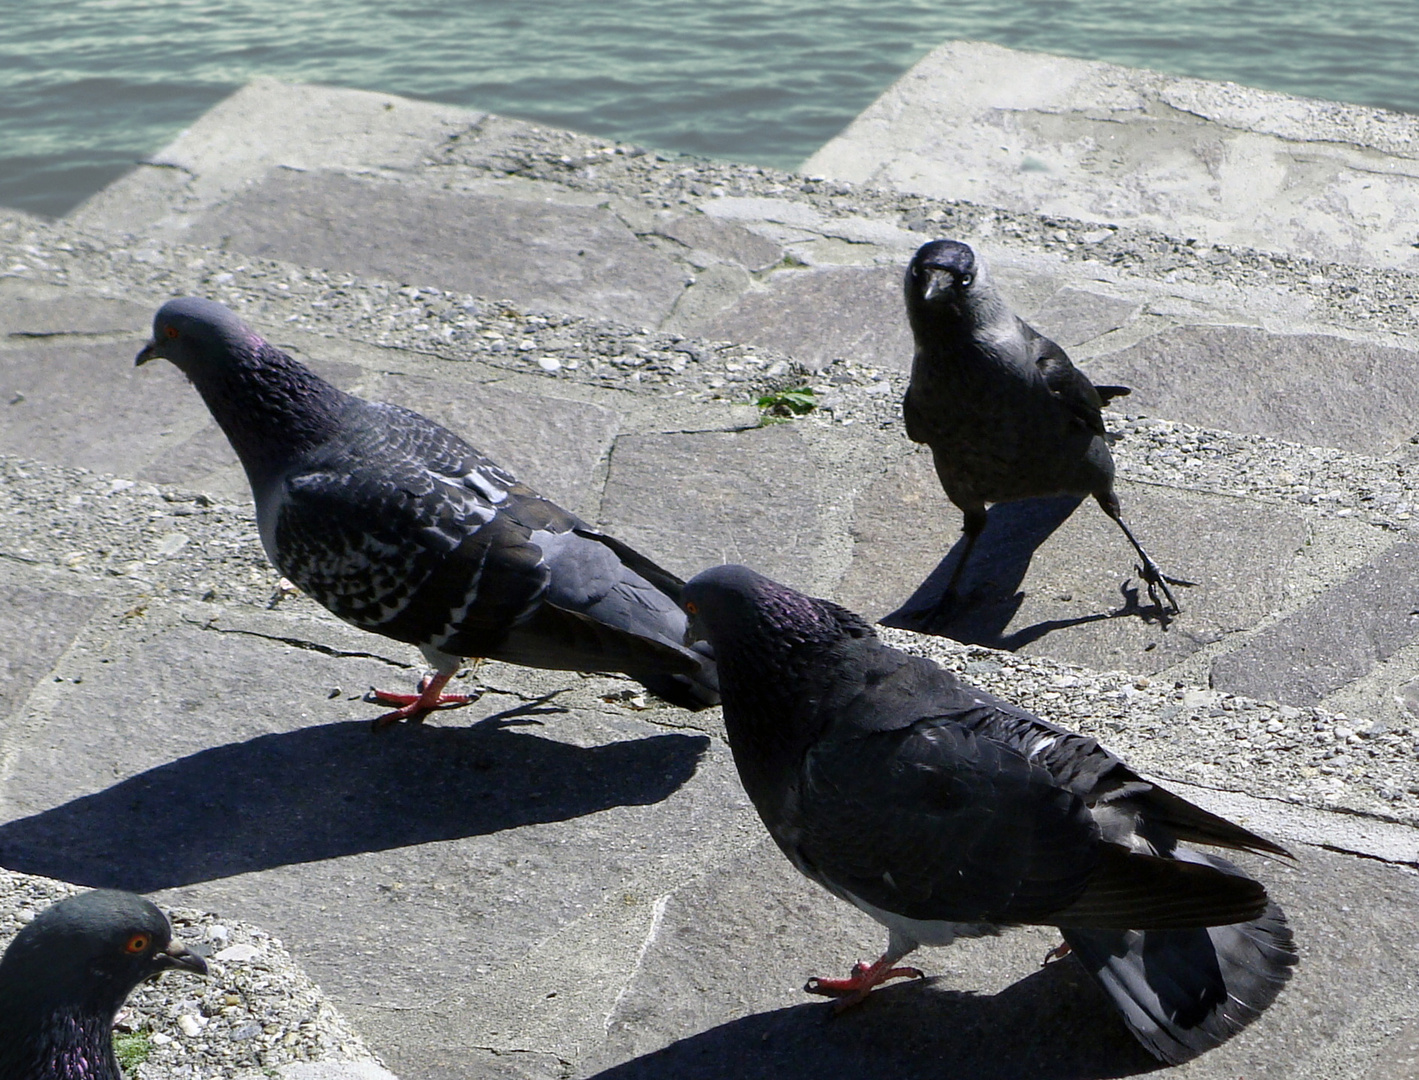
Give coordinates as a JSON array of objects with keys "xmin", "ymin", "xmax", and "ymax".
[
  {"xmin": 368, "ymin": 672, "xmax": 481, "ymax": 730},
  {"xmin": 804, "ymin": 958, "xmax": 925, "ymax": 1012},
  {"xmin": 1041, "ymin": 940, "xmax": 1073, "ymax": 966}
]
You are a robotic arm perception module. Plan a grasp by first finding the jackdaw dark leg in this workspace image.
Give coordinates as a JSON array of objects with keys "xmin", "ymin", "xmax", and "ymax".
[
  {"xmin": 917, "ymin": 503, "xmax": 988, "ymax": 626},
  {"xmin": 1095, "ymin": 492, "xmax": 1188, "ymax": 615}
]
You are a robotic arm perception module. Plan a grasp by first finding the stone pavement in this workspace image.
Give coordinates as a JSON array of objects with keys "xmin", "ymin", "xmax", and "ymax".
[{"xmin": 4, "ymin": 41, "xmax": 1419, "ymax": 1079}]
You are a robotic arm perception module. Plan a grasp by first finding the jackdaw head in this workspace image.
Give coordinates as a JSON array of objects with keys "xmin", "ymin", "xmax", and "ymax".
[{"xmin": 907, "ymin": 239, "xmax": 978, "ymax": 304}]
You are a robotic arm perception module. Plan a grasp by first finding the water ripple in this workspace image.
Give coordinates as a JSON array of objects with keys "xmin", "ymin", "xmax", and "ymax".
[{"xmin": 2, "ymin": 0, "xmax": 1416, "ymax": 216}]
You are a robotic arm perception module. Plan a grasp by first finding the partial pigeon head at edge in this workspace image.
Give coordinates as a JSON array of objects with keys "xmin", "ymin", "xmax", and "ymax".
[{"xmin": 0, "ymin": 889, "xmax": 207, "ymax": 1080}]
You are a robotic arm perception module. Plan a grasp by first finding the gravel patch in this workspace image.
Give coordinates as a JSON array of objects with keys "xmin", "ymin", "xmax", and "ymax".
[
  {"xmin": 0, "ymin": 868, "xmax": 383, "ymax": 1079},
  {"xmin": 433, "ymin": 116, "xmax": 1419, "ymax": 340}
]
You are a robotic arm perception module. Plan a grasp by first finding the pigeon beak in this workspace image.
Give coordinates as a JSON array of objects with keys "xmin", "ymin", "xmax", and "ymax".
[
  {"xmin": 135, "ymin": 340, "xmax": 157, "ymax": 366},
  {"xmin": 154, "ymin": 940, "xmax": 208, "ymax": 977}
]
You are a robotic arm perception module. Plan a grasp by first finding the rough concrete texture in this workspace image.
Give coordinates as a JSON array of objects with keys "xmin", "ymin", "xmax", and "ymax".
[
  {"xmin": 5, "ymin": 47, "xmax": 1419, "ymax": 1078},
  {"xmin": 804, "ymin": 39, "xmax": 1419, "ymax": 272}
]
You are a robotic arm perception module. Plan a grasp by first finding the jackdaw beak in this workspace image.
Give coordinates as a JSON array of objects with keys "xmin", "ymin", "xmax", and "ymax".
[
  {"xmin": 920, "ymin": 267, "xmax": 955, "ymax": 303},
  {"xmin": 153, "ymin": 939, "xmax": 208, "ymax": 976}
]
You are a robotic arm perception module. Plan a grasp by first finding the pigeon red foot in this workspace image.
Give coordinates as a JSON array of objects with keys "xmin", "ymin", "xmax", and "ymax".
[
  {"xmin": 369, "ymin": 672, "xmax": 482, "ymax": 729},
  {"xmin": 804, "ymin": 956, "xmax": 926, "ymax": 1011}
]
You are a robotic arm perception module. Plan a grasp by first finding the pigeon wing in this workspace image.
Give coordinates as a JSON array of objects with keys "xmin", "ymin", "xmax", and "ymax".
[
  {"xmin": 795, "ymin": 718, "xmax": 1102, "ymax": 925},
  {"xmin": 270, "ymin": 405, "xmax": 552, "ymax": 656}
]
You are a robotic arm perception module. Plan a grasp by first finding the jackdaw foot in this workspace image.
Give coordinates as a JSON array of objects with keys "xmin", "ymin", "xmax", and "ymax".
[
  {"xmin": 1135, "ymin": 556, "xmax": 1193, "ymax": 617},
  {"xmin": 805, "ymin": 957, "xmax": 926, "ymax": 1011},
  {"xmin": 369, "ymin": 671, "xmax": 482, "ymax": 729}
]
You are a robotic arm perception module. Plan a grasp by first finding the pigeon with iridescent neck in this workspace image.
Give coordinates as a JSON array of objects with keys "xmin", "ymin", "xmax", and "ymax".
[
  {"xmin": 138, "ymin": 297, "xmax": 717, "ymax": 725},
  {"xmin": 0, "ymin": 890, "xmax": 207, "ymax": 1080},
  {"xmin": 684, "ymin": 564, "xmax": 1295, "ymax": 1065}
]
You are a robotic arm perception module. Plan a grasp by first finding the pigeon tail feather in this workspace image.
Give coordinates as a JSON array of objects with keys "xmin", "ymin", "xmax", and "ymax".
[{"xmin": 1062, "ymin": 854, "xmax": 1296, "ymax": 1065}]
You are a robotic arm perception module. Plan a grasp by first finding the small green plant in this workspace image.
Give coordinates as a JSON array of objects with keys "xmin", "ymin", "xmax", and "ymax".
[
  {"xmin": 756, "ymin": 386, "xmax": 817, "ymax": 418},
  {"xmin": 113, "ymin": 1030, "xmax": 153, "ymax": 1073}
]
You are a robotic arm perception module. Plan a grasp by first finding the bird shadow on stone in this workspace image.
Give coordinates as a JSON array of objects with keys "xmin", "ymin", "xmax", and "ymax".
[
  {"xmin": 0, "ymin": 698, "xmax": 709, "ymax": 893},
  {"xmin": 883, "ymin": 495, "xmax": 1171, "ymax": 649},
  {"xmin": 588, "ymin": 959, "xmax": 1161, "ymax": 1080}
]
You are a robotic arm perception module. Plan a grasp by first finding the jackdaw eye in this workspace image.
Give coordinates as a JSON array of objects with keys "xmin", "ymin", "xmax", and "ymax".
[{"xmin": 959, "ymin": 273, "xmax": 974, "ymax": 287}]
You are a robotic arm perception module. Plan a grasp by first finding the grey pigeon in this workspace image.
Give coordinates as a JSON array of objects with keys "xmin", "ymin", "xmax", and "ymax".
[
  {"xmin": 138, "ymin": 297, "xmax": 717, "ymax": 725},
  {"xmin": 683, "ymin": 564, "xmax": 1295, "ymax": 1065},
  {"xmin": 0, "ymin": 890, "xmax": 207, "ymax": 1079},
  {"xmin": 902, "ymin": 239, "xmax": 1186, "ymax": 616}
]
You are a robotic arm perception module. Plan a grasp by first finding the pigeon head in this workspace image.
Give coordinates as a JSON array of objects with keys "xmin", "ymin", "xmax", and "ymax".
[
  {"xmin": 136, "ymin": 296, "xmax": 264, "ymax": 375},
  {"xmin": 0, "ymin": 891, "xmax": 206, "ymax": 1078},
  {"xmin": 684, "ymin": 565, "xmax": 877, "ymax": 803},
  {"xmin": 685, "ymin": 567, "xmax": 870, "ymax": 704},
  {"xmin": 136, "ymin": 297, "xmax": 350, "ymax": 483},
  {"xmin": 0, "ymin": 890, "xmax": 206, "ymax": 1015},
  {"xmin": 683, "ymin": 565, "xmax": 851, "ymax": 653}
]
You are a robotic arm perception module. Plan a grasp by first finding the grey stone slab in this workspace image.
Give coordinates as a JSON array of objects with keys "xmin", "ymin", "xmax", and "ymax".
[
  {"xmin": 1211, "ymin": 539, "xmax": 1419, "ymax": 707},
  {"xmin": 1026, "ymin": 287, "xmax": 1141, "ymax": 349},
  {"xmin": 70, "ymin": 78, "xmax": 477, "ymax": 240},
  {"xmin": 0, "ymin": 581, "xmax": 101, "ymax": 722},
  {"xmin": 0, "ymin": 294, "xmax": 151, "ymax": 338},
  {"xmin": 687, "ymin": 265, "xmax": 912, "ymax": 373},
  {"xmin": 587, "ymin": 838, "xmax": 1418, "ymax": 1080},
  {"xmin": 0, "ymin": 340, "xmax": 209, "ymax": 476},
  {"xmin": 279, "ymin": 1065, "xmax": 400, "ymax": 1080},
  {"xmin": 804, "ymin": 40, "xmax": 1419, "ymax": 271},
  {"xmin": 843, "ymin": 450, "xmax": 1307, "ymax": 674},
  {"xmin": 654, "ymin": 213, "xmax": 784, "ymax": 273},
  {"xmin": 598, "ymin": 425, "xmax": 825, "ymax": 589},
  {"xmin": 184, "ymin": 170, "xmax": 689, "ymax": 327},
  {"xmin": 1086, "ymin": 325, "xmax": 1419, "ymax": 455},
  {"xmin": 0, "ymin": 603, "xmax": 743, "ymax": 1080},
  {"xmin": 661, "ymin": 264, "xmax": 753, "ymax": 335},
  {"xmin": 363, "ymin": 374, "xmax": 620, "ymax": 515},
  {"xmin": 134, "ymin": 421, "xmax": 244, "ymax": 491}
]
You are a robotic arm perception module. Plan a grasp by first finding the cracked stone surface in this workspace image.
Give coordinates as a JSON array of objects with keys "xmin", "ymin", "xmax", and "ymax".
[{"xmin": 5, "ymin": 49, "xmax": 1419, "ymax": 1079}]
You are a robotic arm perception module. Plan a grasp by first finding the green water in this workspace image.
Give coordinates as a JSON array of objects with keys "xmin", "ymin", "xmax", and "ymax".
[{"xmin": 2, "ymin": 0, "xmax": 1415, "ymax": 218}]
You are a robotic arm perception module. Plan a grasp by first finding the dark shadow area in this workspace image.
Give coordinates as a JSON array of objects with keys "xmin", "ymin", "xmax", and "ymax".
[
  {"xmin": 588, "ymin": 960, "xmax": 1160, "ymax": 1080},
  {"xmin": 883, "ymin": 495, "xmax": 1172, "ymax": 647},
  {"xmin": 0, "ymin": 700, "xmax": 708, "ymax": 891}
]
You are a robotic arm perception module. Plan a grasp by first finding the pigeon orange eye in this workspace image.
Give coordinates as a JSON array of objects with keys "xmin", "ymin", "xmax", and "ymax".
[
  {"xmin": 685, "ymin": 601, "xmax": 698, "ymax": 614},
  {"xmin": 124, "ymin": 933, "xmax": 150, "ymax": 954},
  {"xmin": 164, "ymin": 325, "xmax": 179, "ymax": 339}
]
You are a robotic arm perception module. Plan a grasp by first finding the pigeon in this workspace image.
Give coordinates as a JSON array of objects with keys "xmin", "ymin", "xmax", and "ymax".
[
  {"xmin": 0, "ymin": 889, "xmax": 207, "ymax": 1080},
  {"xmin": 137, "ymin": 297, "xmax": 717, "ymax": 725},
  {"xmin": 902, "ymin": 239, "xmax": 1187, "ymax": 616},
  {"xmin": 682, "ymin": 564, "xmax": 1296, "ymax": 1065}
]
